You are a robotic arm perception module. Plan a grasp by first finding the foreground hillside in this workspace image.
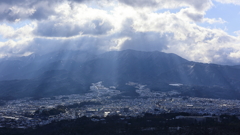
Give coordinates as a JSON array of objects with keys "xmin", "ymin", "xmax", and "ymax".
[{"xmin": 1, "ymin": 113, "xmax": 240, "ymax": 135}]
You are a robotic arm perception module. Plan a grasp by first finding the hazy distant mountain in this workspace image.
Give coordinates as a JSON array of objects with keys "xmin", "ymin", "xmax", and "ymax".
[
  {"xmin": 0, "ymin": 49, "xmax": 240, "ymax": 99},
  {"xmin": 0, "ymin": 50, "xmax": 96, "ymax": 80}
]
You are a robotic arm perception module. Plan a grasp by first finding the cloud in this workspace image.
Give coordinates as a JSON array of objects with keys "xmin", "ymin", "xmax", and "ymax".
[
  {"xmin": 0, "ymin": 0, "xmax": 90, "ymax": 21},
  {"xmin": 0, "ymin": 0, "xmax": 213, "ymax": 22},
  {"xmin": 0, "ymin": 23, "xmax": 34, "ymax": 39},
  {"xmin": 203, "ymin": 18, "xmax": 226, "ymax": 24},
  {"xmin": 179, "ymin": 8, "xmax": 204, "ymax": 22},
  {"xmin": 0, "ymin": 0, "xmax": 240, "ymax": 65},
  {"xmin": 0, "ymin": 0, "xmax": 57, "ymax": 21},
  {"xmin": 119, "ymin": 32, "xmax": 170, "ymax": 51},
  {"xmin": 0, "ymin": 38, "xmax": 33, "ymax": 58},
  {"xmin": 21, "ymin": 35, "xmax": 119, "ymax": 55},
  {"xmin": 109, "ymin": 18, "xmax": 170, "ymax": 51},
  {"xmin": 163, "ymin": 28, "xmax": 240, "ymax": 65},
  {"xmin": 33, "ymin": 3, "xmax": 114, "ymax": 37},
  {"xmin": 118, "ymin": 0, "xmax": 213, "ymax": 12},
  {"xmin": 34, "ymin": 19, "xmax": 113, "ymax": 37},
  {"xmin": 234, "ymin": 30, "xmax": 240, "ymax": 36},
  {"xmin": 71, "ymin": 0, "xmax": 89, "ymax": 3},
  {"xmin": 214, "ymin": 0, "xmax": 240, "ymax": 5}
]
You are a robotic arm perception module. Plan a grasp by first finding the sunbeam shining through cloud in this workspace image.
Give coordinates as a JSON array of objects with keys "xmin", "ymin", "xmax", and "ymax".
[
  {"xmin": 2, "ymin": 1, "xmax": 240, "ymax": 133},
  {"xmin": 0, "ymin": 0, "xmax": 240, "ymax": 65}
]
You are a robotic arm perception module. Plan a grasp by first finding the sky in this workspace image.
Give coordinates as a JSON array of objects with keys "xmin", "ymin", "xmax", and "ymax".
[{"xmin": 0, "ymin": 0, "xmax": 240, "ymax": 65}]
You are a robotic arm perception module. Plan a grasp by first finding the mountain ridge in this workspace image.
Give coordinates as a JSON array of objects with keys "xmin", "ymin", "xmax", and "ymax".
[{"xmin": 0, "ymin": 49, "xmax": 240, "ymax": 99}]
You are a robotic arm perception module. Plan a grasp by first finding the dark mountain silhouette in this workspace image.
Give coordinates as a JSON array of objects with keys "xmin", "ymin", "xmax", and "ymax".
[{"xmin": 0, "ymin": 49, "xmax": 240, "ymax": 99}]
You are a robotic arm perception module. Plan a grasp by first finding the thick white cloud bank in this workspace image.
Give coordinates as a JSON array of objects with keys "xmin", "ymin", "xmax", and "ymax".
[{"xmin": 0, "ymin": 0, "xmax": 240, "ymax": 65}]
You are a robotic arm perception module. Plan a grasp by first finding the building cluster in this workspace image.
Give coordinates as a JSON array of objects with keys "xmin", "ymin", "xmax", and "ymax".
[{"xmin": 0, "ymin": 82, "xmax": 240, "ymax": 128}]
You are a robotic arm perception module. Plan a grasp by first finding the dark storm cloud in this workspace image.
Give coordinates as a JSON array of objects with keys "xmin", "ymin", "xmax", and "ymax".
[{"xmin": 34, "ymin": 19, "xmax": 113, "ymax": 37}]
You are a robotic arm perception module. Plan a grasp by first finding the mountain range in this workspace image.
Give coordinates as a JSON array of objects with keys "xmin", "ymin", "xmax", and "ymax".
[{"xmin": 0, "ymin": 49, "xmax": 240, "ymax": 100}]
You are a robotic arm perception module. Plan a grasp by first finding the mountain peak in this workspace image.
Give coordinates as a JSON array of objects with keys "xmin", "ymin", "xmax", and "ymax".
[{"xmin": 1, "ymin": 49, "xmax": 240, "ymax": 99}]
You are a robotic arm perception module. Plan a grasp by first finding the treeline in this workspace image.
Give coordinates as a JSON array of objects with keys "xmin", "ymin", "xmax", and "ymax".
[
  {"xmin": 1, "ymin": 113, "xmax": 240, "ymax": 135},
  {"xmin": 34, "ymin": 105, "xmax": 66, "ymax": 117}
]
